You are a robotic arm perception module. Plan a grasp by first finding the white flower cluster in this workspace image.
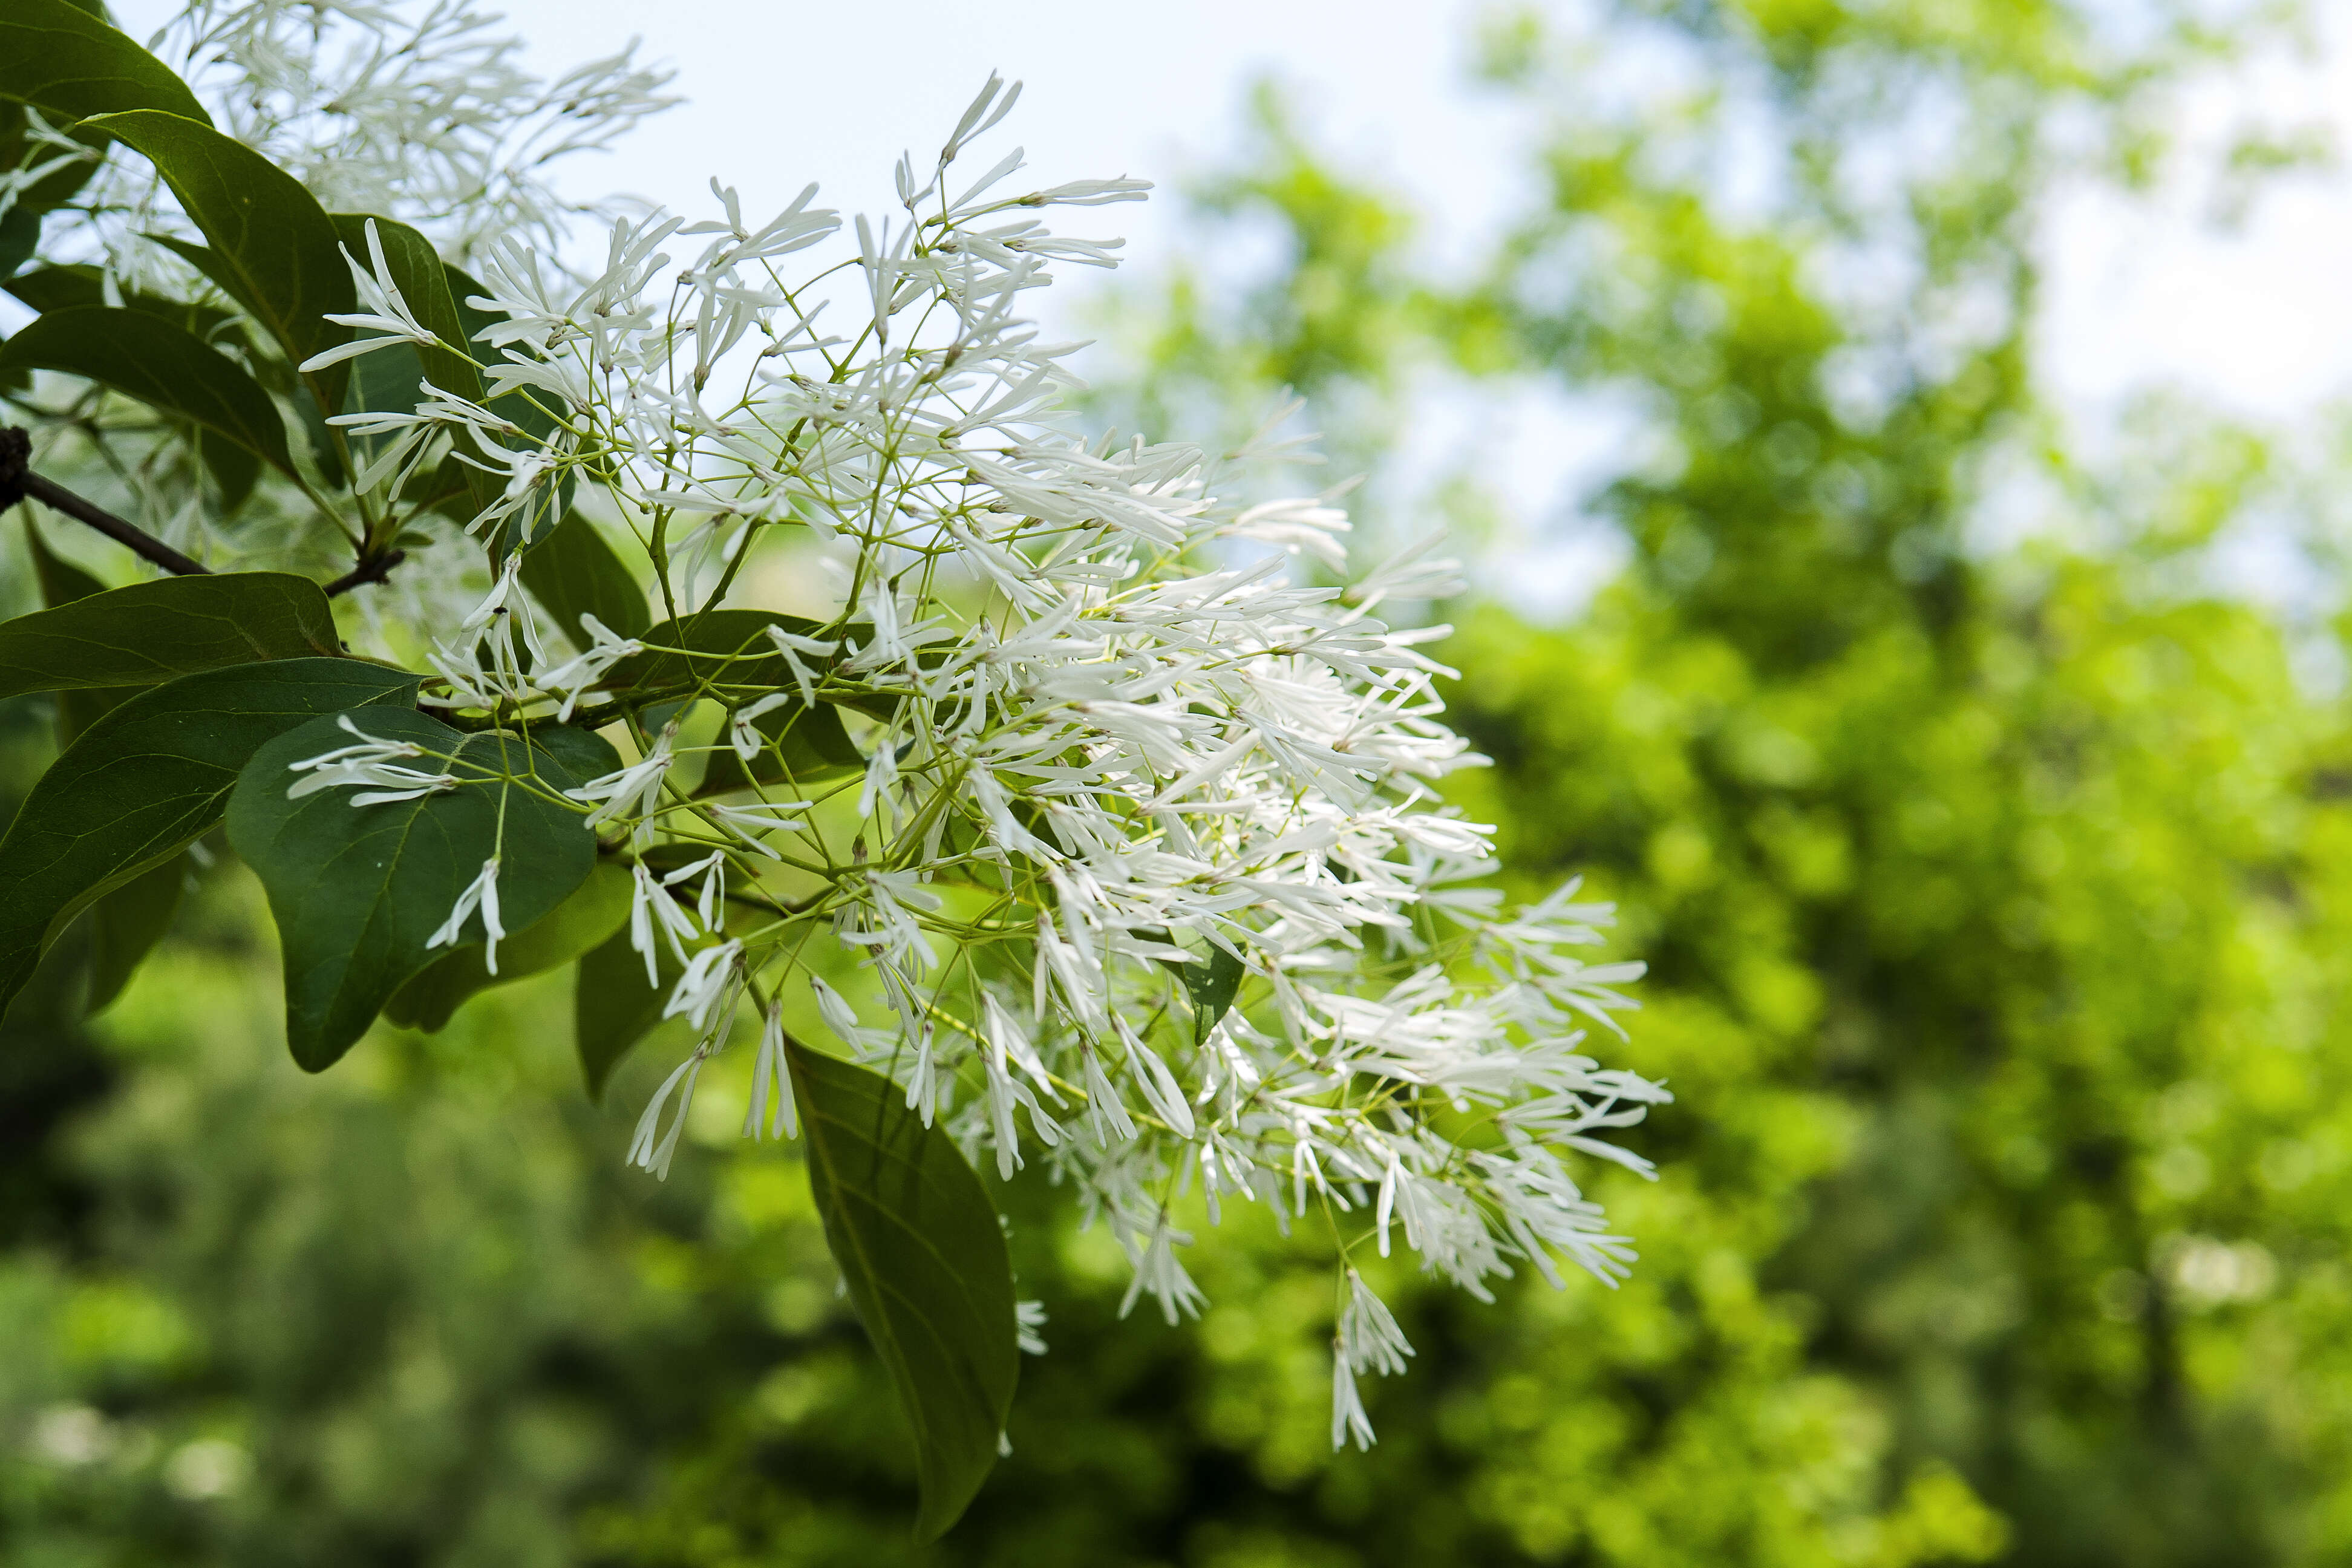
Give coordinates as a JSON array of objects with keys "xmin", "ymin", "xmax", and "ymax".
[
  {"xmin": 297, "ymin": 71, "xmax": 1668, "ymax": 1444},
  {"xmin": 47, "ymin": 0, "xmax": 675, "ymax": 287},
  {"xmin": 66, "ymin": 0, "xmax": 1664, "ymax": 1444}
]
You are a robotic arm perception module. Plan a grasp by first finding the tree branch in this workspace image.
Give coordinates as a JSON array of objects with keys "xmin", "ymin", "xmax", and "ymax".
[
  {"xmin": 0, "ymin": 426, "xmax": 211, "ymax": 578},
  {"xmin": 323, "ymin": 549, "xmax": 407, "ymax": 597}
]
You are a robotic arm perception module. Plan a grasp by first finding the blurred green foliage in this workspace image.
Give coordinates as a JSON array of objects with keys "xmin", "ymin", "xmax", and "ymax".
[{"xmin": 6, "ymin": 0, "xmax": 2351, "ymax": 1563}]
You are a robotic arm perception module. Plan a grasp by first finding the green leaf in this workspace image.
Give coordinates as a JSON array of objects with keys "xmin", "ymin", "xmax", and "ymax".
[
  {"xmin": 327, "ymin": 214, "xmax": 484, "ymax": 405},
  {"xmin": 521, "ymin": 720, "xmax": 622, "ymax": 785},
  {"xmin": 4, "ymin": 263, "xmax": 249, "ymax": 350},
  {"xmin": 0, "ymin": 206, "xmax": 36, "ymax": 279},
  {"xmin": 0, "ymin": 304, "xmax": 295, "ymax": 476},
  {"xmin": 695, "ymin": 697, "xmax": 863, "ymax": 797},
  {"xmin": 82, "ymin": 852, "xmax": 183, "ymax": 1015},
  {"xmin": 1180, "ymin": 942, "xmax": 1245, "ymax": 1043},
  {"xmin": 0, "ymin": 658, "xmax": 417, "ymax": 1023},
  {"xmin": 226, "ymin": 711, "xmax": 599, "ymax": 1071},
  {"xmin": 1139, "ymin": 927, "xmax": 1247, "ymax": 1044},
  {"xmin": 606, "ymin": 609, "xmax": 854, "ymax": 702},
  {"xmin": 518, "ymin": 512, "xmax": 650, "ymax": 644},
  {"xmin": 85, "ymin": 109, "xmax": 354, "ymax": 413},
  {"xmin": 0, "ymin": 103, "xmax": 106, "ymax": 220},
  {"xmin": 0, "ymin": 0, "xmax": 210, "ymax": 126},
  {"xmin": 198, "ymin": 427, "xmax": 261, "ymax": 514},
  {"xmin": 445, "ymin": 260, "xmax": 579, "ymax": 547},
  {"xmin": 385, "ymin": 860, "xmax": 630, "ymax": 1034},
  {"xmin": 21, "ymin": 514, "xmax": 121, "ymax": 746},
  {"xmin": 786, "ymin": 1035, "xmax": 1019, "ymax": 1541},
  {"xmin": 574, "ymin": 918, "xmax": 683, "ymax": 1103},
  {"xmin": 0, "ymin": 570, "xmax": 344, "ymax": 701}
]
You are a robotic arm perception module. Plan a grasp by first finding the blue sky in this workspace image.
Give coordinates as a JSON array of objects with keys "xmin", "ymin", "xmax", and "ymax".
[{"xmin": 100, "ymin": 0, "xmax": 2352, "ymax": 608}]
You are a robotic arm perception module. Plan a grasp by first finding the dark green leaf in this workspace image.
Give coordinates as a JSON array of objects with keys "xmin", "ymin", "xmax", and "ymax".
[
  {"xmin": 21, "ymin": 514, "xmax": 122, "ymax": 746},
  {"xmin": 518, "ymin": 512, "xmax": 650, "ymax": 644},
  {"xmin": 0, "ymin": 304, "xmax": 295, "ymax": 475},
  {"xmin": 4, "ymin": 263, "xmax": 248, "ymax": 350},
  {"xmin": 322, "ymin": 217, "xmax": 495, "ymax": 509},
  {"xmin": 786, "ymin": 1035, "xmax": 1019, "ymax": 1541},
  {"xmin": 86, "ymin": 109, "xmax": 354, "ymax": 412},
  {"xmin": 226, "ymin": 711, "xmax": 599, "ymax": 1070},
  {"xmin": 1180, "ymin": 942, "xmax": 1245, "ymax": 1043},
  {"xmin": 446, "ymin": 260, "xmax": 573, "ymax": 547},
  {"xmin": 446, "ymin": 260, "xmax": 555, "ymax": 444},
  {"xmin": 199, "ymin": 426, "xmax": 261, "ymax": 513},
  {"xmin": 0, "ymin": 658, "xmax": 417, "ymax": 1023},
  {"xmin": 0, "ymin": 570, "xmax": 344, "ymax": 701},
  {"xmin": 695, "ymin": 697, "xmax": 863, "ymax": 797},
  {"xmin": 385, "ymin": 860, "xmax": 630, "ymax": 1034},
  {"xmin": 606, "ymin": 609, "xmax": 852, "ymax": 702},
  {"xmin": 0, "ymin": 0, "xmax": 210, "ymax": 126},
  {"xmin": 327, "ymin": 214, "xmax": 483, "ymax": 404},
  {"xmin": 0, "ymin": 206, "xmax": 36, "ymax": 279},
  {"xmin": 82, "ymin": 852, "xmax": 183, "ymax": 1014},
  {"xmin": 0, "ymin": 107, "xmax": 105, "ymax": 219},
  {"xmin": 574, "ymin": 918, "xmax": 682, "ymax": 1103},
  {"xmin": 522, "ymin": 721, "xmax": 622, "ymax": 785}
]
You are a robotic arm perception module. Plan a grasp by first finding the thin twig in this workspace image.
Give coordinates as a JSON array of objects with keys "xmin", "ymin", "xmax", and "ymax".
[
  {"xmin": 0, "ymin": 426, "xmax": 211, "ymax": 578},
  {"xmin": 324, "ymin": 549, "xmax": 406, "ymax": 597}
]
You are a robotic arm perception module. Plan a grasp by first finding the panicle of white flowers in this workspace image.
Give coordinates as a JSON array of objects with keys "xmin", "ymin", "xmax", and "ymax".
[
  {"xmin": 124, "ymin": 1, "xmax": 676, "ymax": 270},
  {"xmin": 178, "ymin": 27, "xmax": 1662, "ymax": 1446}
]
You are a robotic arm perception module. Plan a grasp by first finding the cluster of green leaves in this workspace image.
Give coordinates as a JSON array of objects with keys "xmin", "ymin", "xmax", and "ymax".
[{"xmin": 0, "ymin": 0, "xmax": 1021, "ymax": 1535}]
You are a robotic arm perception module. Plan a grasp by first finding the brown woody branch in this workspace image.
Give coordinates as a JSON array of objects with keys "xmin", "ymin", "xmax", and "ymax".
[
  {"xmin": 323, "ymin": 549, "xmax": 406, "ymax": 597},
  {"xmin": 0, "ymin": 426, "xmax": 211, "ymax": 578}
]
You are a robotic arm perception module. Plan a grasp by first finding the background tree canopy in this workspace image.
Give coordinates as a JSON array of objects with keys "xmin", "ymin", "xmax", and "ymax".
[{"xmin": 7, "ymin": 1, "xmax": 2352, "ymax": 1564}]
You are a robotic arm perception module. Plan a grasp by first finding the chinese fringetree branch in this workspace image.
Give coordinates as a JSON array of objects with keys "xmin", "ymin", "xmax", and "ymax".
[
  {"xmin": 0, "ymin": 426, "xmax": 211, "ymax": 578},
  {"xmin": 323, "ymin": 549, "xmax": 407, "ymax": 597}
]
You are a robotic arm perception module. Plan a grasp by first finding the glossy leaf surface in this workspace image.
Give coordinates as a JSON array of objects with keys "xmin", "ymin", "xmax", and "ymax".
[
  {"xmin": 0, "ymin": 571, "xmax": 343, "ymax": 701},
  {"xmin": 0, "ymin": 0, "xmax": 209, "ymax": 125},
  {"xmin": 0, "ymin": 658, "xmax": 416, "ymax": 1021},
  {"xmin": 0, "ymin": 304, "xmax": 293, "ymax": 475},
  {"xmin": 86, "ymin": 109, "xmax": 354, "ymax": 410},
  {"xmin": 385, "ymin": 860, "xmax": 630, "ymax": 1034},
  {"xmin": 787, "ymin": 1036, "xmax": 1019, "ymax": 1541},
  {"xmin": 227, "ymin": 711, "xmax": 598, "ymax": 1070}
]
